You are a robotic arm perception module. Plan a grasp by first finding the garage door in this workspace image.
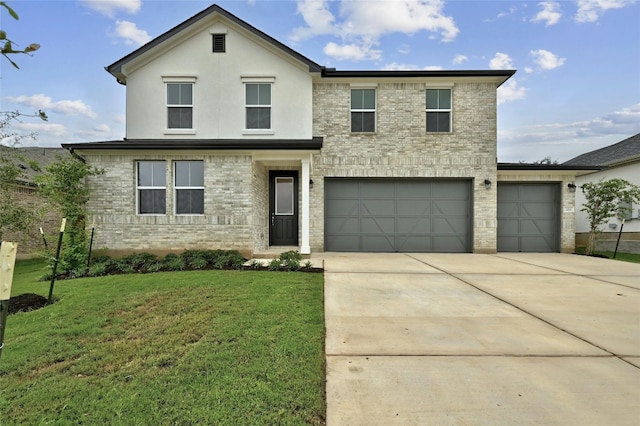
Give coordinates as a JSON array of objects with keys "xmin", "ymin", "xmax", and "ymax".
[
  {"xmin": 497, "ymin": 183, "xmax": 560, "ymax": 252},
  {"xmin": 325, "ymin": 179, "xmax": 471, "ymax": 252}
]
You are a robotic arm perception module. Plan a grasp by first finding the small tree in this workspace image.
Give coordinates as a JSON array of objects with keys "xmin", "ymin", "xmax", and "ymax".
[
  {"xmin": 580, "ymin": 178, "xmax": 640, "ymax": 255},
  {"xmin": 36, "ymin": 155, "xmax": 102, "ymax": 274}
]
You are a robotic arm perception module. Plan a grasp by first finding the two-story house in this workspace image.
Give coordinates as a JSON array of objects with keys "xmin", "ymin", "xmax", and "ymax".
[{"xmin": 63, "ymin": 4, "xmax": 582, "ymax": 257}]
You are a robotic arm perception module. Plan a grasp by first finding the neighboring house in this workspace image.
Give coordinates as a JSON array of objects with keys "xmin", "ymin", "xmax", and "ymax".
[
  {"xmin": 62, "ymin": 4, "xmax": 586, "ymax": 257},
  {"xmin": 564, "ymin": 133, "xmax": 640, "ymax": 253},
  {"xmin": 0, "ymin": 147, "xmax": 67, "ymax": 257}
]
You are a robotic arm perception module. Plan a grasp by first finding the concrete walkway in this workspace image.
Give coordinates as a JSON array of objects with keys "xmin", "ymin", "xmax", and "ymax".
[{"xmin": 318, "ymin": 253, "xmax": 640, "ymax": 425}]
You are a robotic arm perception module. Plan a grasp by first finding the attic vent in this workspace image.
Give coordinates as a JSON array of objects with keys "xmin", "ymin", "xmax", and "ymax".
[{"xmin": 212, "ymin": 34, "xmax": 225, "ymax": 53}]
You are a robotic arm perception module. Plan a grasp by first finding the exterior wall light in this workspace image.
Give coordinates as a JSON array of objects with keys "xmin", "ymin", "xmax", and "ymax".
[
  {"xmin": 309, "ymin": 179, "xmax": 314, "ymax": 189},
  {"xmin": 568, "ymin": 183, "xmax": 576, "ymax": 192},
  {"xmin": 483, "ymin": 179, "xmax": 492, "ymax": 189}
]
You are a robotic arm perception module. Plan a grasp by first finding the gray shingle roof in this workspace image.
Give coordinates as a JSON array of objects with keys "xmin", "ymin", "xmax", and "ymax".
[
  {"xmin": 1, "ymin": 146, "xmax": 68, "ymax": 185},
  {"xmin": 563, "ymin": 133, "xmax": 640, "ymax": 167}
]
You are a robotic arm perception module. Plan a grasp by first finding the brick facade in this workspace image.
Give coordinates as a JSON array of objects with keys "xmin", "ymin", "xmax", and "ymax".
[{"xmin": 310, "ymin": 81, "xmax": 499, "ymax": 252}]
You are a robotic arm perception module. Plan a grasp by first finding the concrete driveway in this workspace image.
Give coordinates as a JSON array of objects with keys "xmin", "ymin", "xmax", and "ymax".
[{"xmin": 319, "ymin": 253, "xmax": 640, "ymax": 425}]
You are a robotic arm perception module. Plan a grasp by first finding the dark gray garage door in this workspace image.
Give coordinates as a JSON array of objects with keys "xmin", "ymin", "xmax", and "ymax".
[
  {"xmin": 325, "ymin": 179, "xmax": 471, "ymax": 252},
  {"xmin": 498, "ymin": 183, "xmax": 560, "ymax": 252}
]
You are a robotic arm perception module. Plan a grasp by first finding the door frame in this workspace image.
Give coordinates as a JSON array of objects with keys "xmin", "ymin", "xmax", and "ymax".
[{"xmin": 269, "ymin": 170, "xmax": 299, "ymax": 246}]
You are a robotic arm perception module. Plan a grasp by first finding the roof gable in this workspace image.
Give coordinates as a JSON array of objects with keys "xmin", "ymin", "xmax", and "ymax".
[
  {"xmin": 106, "ymin": 4, "xmax": 322, "ymax": 84},
  {"xmin": 563, "ymin": 133, "xmax": 640, "ymax": 167}
]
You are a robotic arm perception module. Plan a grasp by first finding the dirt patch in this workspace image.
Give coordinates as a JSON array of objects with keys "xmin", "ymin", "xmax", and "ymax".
[{"xmin": 8, "ymin": 293, "xmax": 48, "ymax": 315}]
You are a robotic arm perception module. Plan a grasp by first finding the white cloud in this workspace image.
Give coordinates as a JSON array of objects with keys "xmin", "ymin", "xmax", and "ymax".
[
  {"xmin": 113, "ymin": 20, "xmax": 152, "ymax": 46},
  {"xmin": 497, "ymin": 78, "xmax": 528, "ymax": 104},
  {"xmin": 292, "ymin": 0, "xmax": 459, "ymax": 61},
  {"xmin": 323, "ymin": 42, "xmax": 381, "ymax": 61},
  {"xmin": 80, "ymin": 0, "xmax": 142, "ymax": 18},
  {"xmin": 574, "ymin": 0, "xmax": 637, "ymax": 23},
  {"xmin": 530, "ymin": 49, "xmax": 566, "ymax": 70},
  {"xmin": 14, "ymin": 122, "xmax": 68, "ymax": 138},
  {"xmin": 489, "ymin": 52, "xmax": 515, "ymax": 70},
  {"xmin": 4, "ymin": 94, "xmax": 98, "ymax": 119},
  {"xmin": 384, "ymin": 62, "xmax": 420, "ymax": 71},
  {"xmin": 397, "ymin": 44, "xmax": 411, "ymax": 54},
  {"xmin": 531, "ymin": 1, "xmax": 562, "ymax": 26},
  {"xmin": 452, "ymin": 54, "xmax": 468, "ymax": 65},
  {"xmin": 424, "ymin": 65, "xmax": 444, "ymax": 71},
  {"xmin": 498, "ymin": 103, "xmax": 640, "ymax": 162},
  {"xmin": 76, "ymin": 123, "xmax": 112, "ymax": 138}
]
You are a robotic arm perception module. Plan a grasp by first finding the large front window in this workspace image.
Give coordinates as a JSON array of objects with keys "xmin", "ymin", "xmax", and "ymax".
[
  {"xmin": 426, "ymin": 88, "xmax": 451, "ymax": 132},
  {"xmin": 245, "ymin": 83, "xmax": 271, "ymax": 129},
  {"xmin": 351, "ymin": 88, "xmax": 376, "ymax": 132},
  {"xmin": 167, "ymin": 83, "xmax": 193, "ymax": 129},
  {"xmin": 137, "ymin": 161, "xmax": 166, "ymax": 214},
  {"xmin": 174, "ymin": 161, "xmax": 204, "ymax": 214}
]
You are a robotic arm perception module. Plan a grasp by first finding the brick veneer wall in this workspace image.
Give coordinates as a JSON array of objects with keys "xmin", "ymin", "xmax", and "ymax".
[
  {"xmin": 85, "ymin": 153, "xmax": 254, "ymax": 257},
  {"xmin": 310, "ymin": 81, "xmax": 499, "ymax": 253},
  {"xmin": 2, "ymin": 184, "xmax": 62, "ymax": 258}
]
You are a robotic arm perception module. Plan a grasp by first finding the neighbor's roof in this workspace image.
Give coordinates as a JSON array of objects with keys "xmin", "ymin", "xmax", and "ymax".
[
  {"xmin": 563, "ymin": 133, "xmax": 640, "ymax": 167},
  {"xmin": 0, "ymin": 146, "xmax": 69, "ymax": 185}
]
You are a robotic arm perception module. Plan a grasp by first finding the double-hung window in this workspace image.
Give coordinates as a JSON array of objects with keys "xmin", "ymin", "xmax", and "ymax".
[
  {"xmin": 351, "ymin": 88, "xmax": 376, "ymax": 132},
  {"xmin": 426, "ymin": 88, "xmax": 452, "ymax": 133},
  {"xmin": 245, "ymin": 83, "xmax": 271, "ymax": 129},
  {"xmin": 167, "ymin": 83, "xmax": 193, "ymax": 129},
  {"xmin": 137, "ymin": 161, "xmax": 166, "ymax": 214},
  {"xmin": 174, "ymin": 161, "xmax": 204, "ymax": 215}
]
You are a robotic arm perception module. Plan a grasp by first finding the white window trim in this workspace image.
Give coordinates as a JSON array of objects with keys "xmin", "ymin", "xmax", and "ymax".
[
  {"xmin": 244, "ymin": 82, "xmax": 272, "ymax": 131},
  {"xmin": 165, "ymin": 82, "xmax": 195, "ymax": 131},
  {"xmin": 136, "ymin": 161, "xmax": 166, "ymax": 216},
  {"xmin": 173, "ymin": 161, "xmax": 205, "ymax": 216},
  {"xmin": 425, "ymin": 87, "xmax": 453, "ymax": 133},
  {"xmin": 350, "ymin": 88, "xmax": 377, "ymax": 133}
]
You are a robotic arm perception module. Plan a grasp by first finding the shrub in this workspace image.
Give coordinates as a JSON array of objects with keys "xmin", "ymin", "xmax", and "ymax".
[
  {"xmin": 88, "ymin": 262, "xmax": 108, "ymax": 277},
  {"xmin": 279, "ymin": 250, "xmax": 302, "ymax": 271},
  {"xmin": 163, "ymin": 253, "xmax": 185, "ymax": 271},
  {"xmin": 301, "ymin": 260, "xmax": 313, "ymax": 272},
  {"xmin": 226, "ymin": 251, "xmax": 245, "ymax": 269},
  {"xmin": 268, "ymin": 258, "xmax": 282, "ymax": 271},
  {"xmin": 189, "ymin": 256, "xmax": 208, "ymax": 270},
  {"xmin": 247, "ymin": 259, "xmax": 263, "ymax": 270}
]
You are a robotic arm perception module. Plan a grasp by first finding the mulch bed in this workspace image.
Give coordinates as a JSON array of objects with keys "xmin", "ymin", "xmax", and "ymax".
[{"xmin": 7, "ymin": 293, "xmax": 48, "ymax": 315}]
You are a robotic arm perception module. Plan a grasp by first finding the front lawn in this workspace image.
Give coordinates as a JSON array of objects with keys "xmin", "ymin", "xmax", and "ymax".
[
  {"xmin": 1, "ymin": 259, "xmax": 325, "ymax": 425},
  {"xmin": 574, "ymin": 248, "xmax": 640, "ymax": 264}
]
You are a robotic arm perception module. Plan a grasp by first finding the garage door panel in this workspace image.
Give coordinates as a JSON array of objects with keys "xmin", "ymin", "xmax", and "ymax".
[
  {"xmin": 397, "ymin": 217, "xmax": 432, "ymax": 233},
  {"xmin": 325, "ymin": 217, "xmax": 359, "ymax": 234},
  {"xmin": 325, "ymin": 179, "xmax": 471, "ymax": 252},
  {"xmin": 498, "ymin": 183, "xmax": 559, "ymax": 253},
  {"xmin": 361, "ymin": 199, "xmax": 395, "ymax": 215},
  {"xmin": 361, "ymin": 217, "xmax": 395, "ymax": 233}
]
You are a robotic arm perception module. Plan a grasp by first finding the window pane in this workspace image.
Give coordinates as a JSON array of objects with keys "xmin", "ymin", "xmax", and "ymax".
[
  {"xmin": 246, "ymin": 107, "xmax": 270, "ymax": 129},
  {"xmin": 246, "ymin": 84, "xmax": 259, "ymax": 105},
  {"xmin": 168, "ymin": 107, "xmax": 192, "ymax": 128},
  {"xmin": 189, "ymin": 161, "xmax": 204, "ymax": 186},
  {"xmin": 167, "ymin": 84, "xmax": 180, "ymax": 105},
  {"xmin": 258, "ymin": 84, "xmax": 271, "ymax": 105},
  {"xmin": 426, "ymin": 89, "xmax": 439, "ymax": 109},
  {"xmin": 362, "ymin": 89, "xmax": 375, "ymax": 109},
  {"xmin": 175, "ymin": 162, "xmax": 190, "ymax": 187},
  {"xmin": 276, "ymin": 177, "xmax": 294, "ymax": 215},
  {"xmin": 362, "ymin": 111, "xmax": 375, "ymax": 132},
  {"xmin": 427, "ymin": 112, "xmax": 450, "ymax": 132},
  {"xmin": 437, "ymin": 111, "xmax": 451, "ymax": 131},
  {"xmin": 175, "ymin": 161, "xmax": 204, "ymax": 187},
  {"xmin": 439, "ymin": 89, "xmax": 451, "ymax": 109},
  {"xmin": 351, "ymin": 89, "xmax": 362, "ymax": 109},
  {"xmin": 176, "ymin": 189, "xmax": 204, "ymax": 214},
  {"xmin": 180, "ymin": 84, "xmax": 192, "ymax": 105},
  {"xmin": 351, "ymin": 112, "xmax": 363, "ymax": 132},
  {"xmin": 152, "ymin": 162, "xmax": 166, "ymax": 186},
  {"xmin": 139, "ymin": 189, "xmax": 166, "ymax": 214}
]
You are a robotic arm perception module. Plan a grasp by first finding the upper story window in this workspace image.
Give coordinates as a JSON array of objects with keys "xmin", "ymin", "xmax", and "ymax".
[
  {"xmin": 174, "ymin": 161, "xmax": 204, "ymax": 215},
  {"xmin": 426, "ymin": 88, "xmax": 452, "ymax": 133},
  {"xmin": 245, "ymin": 83, "xmax": 271, "ymax": 129},
  {"xmin": 137, "ymin": 161, "xmax": 166, "ymax": 215},
  {"xmin": 212, "ymin": 34, "xmax": 225, "ymax": 52},
  {"xmin": 351, "ymin": 88, "xmax": 376, "ymax": 132},
  {"xmin": 167, "ymin": 83, "xmax": 193, "ymax": 129}
]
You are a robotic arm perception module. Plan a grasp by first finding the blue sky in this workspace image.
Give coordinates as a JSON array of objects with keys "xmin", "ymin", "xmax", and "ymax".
[{"xmin": 1, "ymin": 0, "xmax": 638, "ymax": 162}]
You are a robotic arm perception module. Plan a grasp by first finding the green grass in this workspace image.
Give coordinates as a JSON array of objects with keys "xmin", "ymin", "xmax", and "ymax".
[
  {"xmin": 574, "ymin": 247, "xmax": 640, "ymax": 263},
  {"xmin": 1, "ymin": 259, "xmax": 325, "ymax": 425}
]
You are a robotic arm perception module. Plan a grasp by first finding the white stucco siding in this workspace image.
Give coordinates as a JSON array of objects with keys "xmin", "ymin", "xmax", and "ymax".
[
  {"xmin": 124, "ymin": 20, "xmax": 313, "ymax": 140},
  {"xmin": 575, "ymin": 162, "xmax": 640, "ymax": 233}
]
